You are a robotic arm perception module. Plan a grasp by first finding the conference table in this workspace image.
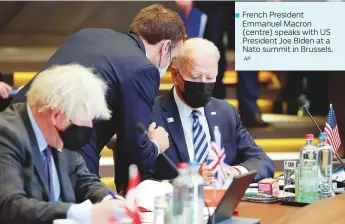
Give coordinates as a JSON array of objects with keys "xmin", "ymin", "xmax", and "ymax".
[
  {"xmin": 233, "ymin": 193, "xmax": 345, "ymax": 224},
  {"xmin": 233, "ymin": 202, "xmax": 298, "ymax": 223}
]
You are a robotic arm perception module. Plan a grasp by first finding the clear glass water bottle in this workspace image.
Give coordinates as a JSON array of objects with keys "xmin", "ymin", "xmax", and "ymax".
[
  {"xmin": 316, "ymin": 132, "xmax": 334, "ymax": 199},
  {"xmin": 298, "ymin": 134, "xmax": 319, "ymax": 203},
  {"xmin": 153, "ymin": 195, "xmax": 167, "ymax": 224},
  {"xmin": 164, "ymin": 192, "xmax": 173, "ymax": 224},
  {"xmin": 185, "ymin": 162, "xmax": 205, "ymax": 224},
  {"xmin": 172, "ymin": 162, "xmax": 189, "ymax": 223}
]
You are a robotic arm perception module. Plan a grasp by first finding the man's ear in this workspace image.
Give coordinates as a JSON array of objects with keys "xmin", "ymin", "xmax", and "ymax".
[
  {"xmin": 162, "ymin": 40, "xmax": 172, "ymax": 54},
  {"xmin": 50, "ymin": 109, "xmax": 60, "ymax": 126}
]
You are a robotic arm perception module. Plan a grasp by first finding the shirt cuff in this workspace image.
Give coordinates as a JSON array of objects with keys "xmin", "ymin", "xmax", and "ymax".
[
  {"xmin": 67, "ymin": 200, "xmax": 92, "ymax": 224},
  {"xmin": 233, "ymin": 166, "xmax": 249, "ymax": 175},
  {"xmin": 151, "ymin": 140, "xmax": 160, "ymax": 157},
  {"xmin": 102, "ymin": 195, "xmax": 114, "ymax": 201}
]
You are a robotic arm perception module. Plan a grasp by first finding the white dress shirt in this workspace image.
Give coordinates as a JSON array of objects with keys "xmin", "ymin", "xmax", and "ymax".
[
  {"xmin": 173, "ymin": 88, "xmax": 248, "ymax": 174},
  {"xmin": 173, "ymin": 88, "xmax": 211, "ymax": 162}
]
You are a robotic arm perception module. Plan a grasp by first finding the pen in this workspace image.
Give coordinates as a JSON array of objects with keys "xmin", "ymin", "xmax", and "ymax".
[{"xmin": 108, "ymin": 190, "xmax": 118, "ymax": 199}]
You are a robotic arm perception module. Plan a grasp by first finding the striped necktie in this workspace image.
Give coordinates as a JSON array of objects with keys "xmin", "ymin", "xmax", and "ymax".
[
  {"xmin": 192, "ymin": 110, "xmax": 209, "ymax": 163},
  {"xmin": 44, "ymin": 147, "xmax": 55, "ymax": 201}
]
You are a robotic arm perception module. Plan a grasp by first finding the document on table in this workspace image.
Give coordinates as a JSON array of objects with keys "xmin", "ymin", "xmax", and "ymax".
[
  {"xmin": 333, "ymin": 167, "xmax": 345, "ymax": 182},
  {"xmin": 136, "ymin": 180, "xmax": 173, "ymax": 212},
  {"xmin": 140, "ymin": 207, "xmax": 216, "ymax": 224}
]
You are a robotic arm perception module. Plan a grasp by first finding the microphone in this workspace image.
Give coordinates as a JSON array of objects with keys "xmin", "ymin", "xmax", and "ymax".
[
  {"xmin": 136, "ymin": 123, "xmax": 148, "ymax": 136},
  {"xmin": 136, "ymin": 123, "xmax": 178, "ymax": 172},
  {"xmin": 297, "ymin": 96, "xmax": 345, "ymax": 171}
]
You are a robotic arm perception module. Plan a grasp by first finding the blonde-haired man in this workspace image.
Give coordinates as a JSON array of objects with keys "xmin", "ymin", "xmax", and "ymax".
[
  {"xmin": 148, "ymin": 38, "xmax": 274, "ymax": 184},
  {"xmin": 0, "ymin": 64, "xmax": 124, "ymax": 224}
]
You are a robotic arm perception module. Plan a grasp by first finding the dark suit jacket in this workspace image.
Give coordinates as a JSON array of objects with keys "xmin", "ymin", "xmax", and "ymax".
[
  {"xmin": 0, "ymin": 103, "xmax": 109, "ymax": 224},
  {"xmin": 12, "ymin": 28, "xmax": 161, "ymax": 189},
  {"xmin": 147, "ymin": 90, "xmax": 275, "ymax": 182}
]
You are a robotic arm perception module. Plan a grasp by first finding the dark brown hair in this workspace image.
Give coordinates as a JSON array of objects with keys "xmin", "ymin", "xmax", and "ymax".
[{"xmin": 129, "ymin": 4, "xmax": 186, "ymax": 47}]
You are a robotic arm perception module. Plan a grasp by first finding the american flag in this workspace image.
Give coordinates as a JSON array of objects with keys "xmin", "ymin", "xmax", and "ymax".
[
  {"xmin": 324, "ymin": 106, "xmax": 342, "ymax": 154},
  {"xmin": 207, "ymin": 141, "xmax": 233, "ymax": 188}
]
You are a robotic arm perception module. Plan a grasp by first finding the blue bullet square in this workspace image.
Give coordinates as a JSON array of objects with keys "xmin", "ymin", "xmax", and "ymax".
[{"xmin": 235, "ymin": 13, "xmax": 240, "ymax": 18}]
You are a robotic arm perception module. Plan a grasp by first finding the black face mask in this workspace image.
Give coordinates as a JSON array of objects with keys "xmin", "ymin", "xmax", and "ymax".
[
  {"xmin": 180, "ymin": 80, "xmax": 215, "ymax": 108},
  {"xmin": 58, "ymin": 124, "xmax": 93, "ymax": 151}
]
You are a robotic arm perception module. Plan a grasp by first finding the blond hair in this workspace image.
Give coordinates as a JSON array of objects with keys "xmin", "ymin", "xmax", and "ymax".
[{"xmin": 27, "ymin": 64, "xmax": 111, "ymax": 122}]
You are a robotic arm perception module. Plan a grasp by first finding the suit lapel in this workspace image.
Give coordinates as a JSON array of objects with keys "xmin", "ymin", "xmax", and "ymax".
[
  {"xmin": 19, "ymin": 104, "xmax": 49, "ymax": 198},
  {"xmin": 204, "ymin": 100, "xmax": 222, "ymax": 143},
  {"xmin": 161, "ymin": 90, "xmax": 190, "ymax": 162}
]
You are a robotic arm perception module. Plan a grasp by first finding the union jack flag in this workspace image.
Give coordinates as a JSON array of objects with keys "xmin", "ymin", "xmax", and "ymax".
[
  {"xmin": 207, "ymin": 141, "xmax": 233, "ymax": 188},
  {"xmin": 324, "ymin": 106, "xmax": 342, "ymax": 154}
]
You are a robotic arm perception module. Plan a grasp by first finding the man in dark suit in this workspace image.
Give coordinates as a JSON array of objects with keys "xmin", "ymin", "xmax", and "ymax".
[
  {"xmin": 147, "ymin": 38, "xmax": 274, "ymax": 183},
  {"xmin": 12, "ymin": 4, "xmax": 186, "ymax": 191},
  {"xmin": 175, "ymin": 1, "xmax": 268, "ymax": 127},
  {"xmin": 0, "ymin": 64, "xmax": 126, "ymax": 224}
]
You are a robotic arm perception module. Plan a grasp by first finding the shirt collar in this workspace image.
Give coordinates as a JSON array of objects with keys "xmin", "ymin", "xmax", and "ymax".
[
  {"xmin": 173, "ymin": 87, "xmax": 205, "ymax": 118},
  {"xmin": 27, "ymin": 104, "xmax": 48, "ymax": 152},
  {"xmin": 127, "ymin": 33, "xmax": 146, "ymax": 55}
]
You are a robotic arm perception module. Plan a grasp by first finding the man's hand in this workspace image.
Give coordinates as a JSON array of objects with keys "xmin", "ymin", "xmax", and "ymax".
[
  {"xmin": 92, "ymin": 200, "xmax": 126, "ymax": 224},
  {"xmin": 148, "ymin": 122, "xmax": 169, "ymax": 153},
  {"xmin": 0, "ymin": 82, "xmax": 12, "ymax": 99},
  {"xmin": 229, "ymin": 166, "xmax": 241, "ymax": 177},
  {"xmin": 199, "ymin": 163, "xmax": 214, "ymax": 185}
]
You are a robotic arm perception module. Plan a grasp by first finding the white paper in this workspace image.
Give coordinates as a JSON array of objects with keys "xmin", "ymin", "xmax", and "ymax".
[
  {"xmin": 140, "ymin": 207, "xmax": 215, "ymax": 224},
  {"xmin": 333, "ymin": 168, "xmax": 345, "ymax": 182},
  {"xmin": 136, "ymin": 180, "xmax": 173, "ymax": 212}
]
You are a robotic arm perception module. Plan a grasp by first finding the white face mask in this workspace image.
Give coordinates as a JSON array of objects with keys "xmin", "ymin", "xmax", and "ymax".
[
  {"xmin": 157, "ymin": 63, "xmax": 170, "ymax": 77},
  {"xmin": 157, "ymin": 45, "xmax": 171, "ymax": 78}
]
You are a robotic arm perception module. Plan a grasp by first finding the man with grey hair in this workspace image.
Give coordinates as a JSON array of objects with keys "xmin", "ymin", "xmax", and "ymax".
[
  {"xmin": 0, "ymin": 64, "xmax": 125, "ymax": 224},
  {"xmin": 148, "ymin": 38, "xmax": 274, "ymax": 183}
]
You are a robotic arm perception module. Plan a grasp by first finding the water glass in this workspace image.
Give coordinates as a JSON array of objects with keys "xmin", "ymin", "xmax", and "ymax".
[{"xmin": 283, "ymin": 161, "xmax": 298, "ymax": 198}]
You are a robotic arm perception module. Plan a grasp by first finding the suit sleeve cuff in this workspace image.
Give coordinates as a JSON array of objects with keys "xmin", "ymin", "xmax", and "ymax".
[
  {"xmin": 233, "ymin": 166, "xmax": 248, "ymax": 175},
  {"xmin": 151, "ymin": 140, "xmax": 160, "ymax": 157},
  {"xmin": 67, "ymin": 200, "xmax": 92, "ymax": 224}
]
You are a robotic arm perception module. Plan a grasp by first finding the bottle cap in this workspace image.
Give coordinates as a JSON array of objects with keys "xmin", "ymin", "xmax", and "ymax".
[
  {"xmin": 189, "ymin": 161, "xmax": 200, "ymax": 172},
  {"xmin": 189, "ymin": 161, "xmax": 199, "ymax": 167},
  {"xmin": 178, "ymin": 162, "xmax": 189, "ymax": 170},
  {"xmin": 319, "ymin": 132, "xmax": 328, "ymax": 139},
  {"xmin": 305, "ymin": 134, "xmax": 314, "ymax": 140}
]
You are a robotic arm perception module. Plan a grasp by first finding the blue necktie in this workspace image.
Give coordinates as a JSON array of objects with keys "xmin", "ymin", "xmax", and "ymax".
[
  {"xmin": 44, "ymin": 147, "xmax": 55, "ymax": 201},
  {"xmin": 192, "ymin": 110, "xmax": 209, "ymax": 163}
]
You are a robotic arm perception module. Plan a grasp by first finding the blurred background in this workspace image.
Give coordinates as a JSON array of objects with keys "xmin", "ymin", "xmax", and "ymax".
[{"xmin": 0, "ymin": 1, "xmax": 343, "ymax": 190}]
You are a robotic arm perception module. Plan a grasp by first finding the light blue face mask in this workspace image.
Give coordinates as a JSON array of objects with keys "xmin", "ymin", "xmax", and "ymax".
[{"xmin": 157, "ymin": 47, "xmax": 172, "ymax": 78}]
